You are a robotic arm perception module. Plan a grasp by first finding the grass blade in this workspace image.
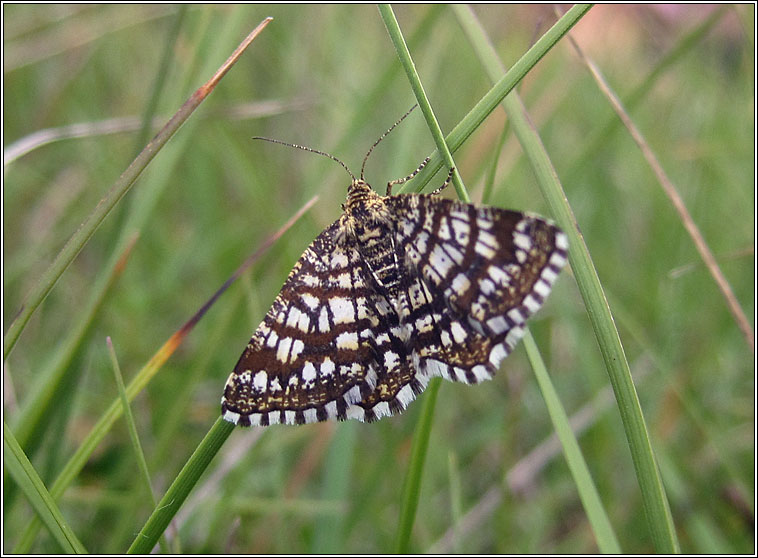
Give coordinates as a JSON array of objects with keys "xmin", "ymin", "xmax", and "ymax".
[
  {"xmin": 452, "ymin": 4, "xmax": 680, "ymax": 553},
  {"xmin": 393, "ymin": 378, "xmax": 442, "ymax": 553},
  {"xmin": 452, "ymin": 5, "xmax": 621, "ymax": 552},
  {"xmin": 3, "ymin": 16, "xmax": 273, "ymax": 360},
  {"xmin": 378, "ymin": 4, "xmax": 469, "ymax": 202},
  {"xmin": 523, "ymin": 332, "xmax": 622, "ymax": 553},
  {"xmin": 127, "ymin": 418, "xmax": 236, "ymax": 554},
  {"xmin": 12, "ymin": 195, "xmax": 316, "ymax": 553},
  {"xmin": 398, "ymin": 4, "xmax": 593, "ymax": 194},
  {"xmin": 378, "ymin": 6, "xmax": 472, "ymax": 550},
  {"xmin": 565, "ymin": 28, "xmax": 753, "ymax": 353},
  {"xmin": 106, "ymin": 337, "xmax": 169, "ymax": 554},
  {"xmin": 3, "ymin": 422, "xmax": 87, "ymax": 554},
  {"xmin": 380, "ymin": 4, "xmax": 592, "ymax": 551}
]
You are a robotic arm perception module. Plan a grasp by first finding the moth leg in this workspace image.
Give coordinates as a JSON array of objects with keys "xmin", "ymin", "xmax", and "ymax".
[
  {"xmin": 386, "ymin": 157, "xmax": 431, "ymax": 196},
  {"xmin": 429, "ymin": 167, "xmax": 455, "ymax": 196}
]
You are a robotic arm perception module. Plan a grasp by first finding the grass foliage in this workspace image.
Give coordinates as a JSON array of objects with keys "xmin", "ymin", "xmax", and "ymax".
[{"xmin": 3, "ymin": 4, "xmax": 754, "ymax": 553}]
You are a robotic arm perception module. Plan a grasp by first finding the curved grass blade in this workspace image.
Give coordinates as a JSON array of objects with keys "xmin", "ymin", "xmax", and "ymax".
[
  {"xmin": 565, "ymin": 27, "xmax": 753, "ymax": 353},
  {"xmin": 12, "ymin": 195, "xmax": 317, "ymax": 553},
  {"xmin": 3, "ymin": 422, "xmax": 87, "ymax": 554},
  {"xmin": 398, "ymin": 4, "xmax": 593, "ymax": 195},
  {"xmin": 453, "ymin": 4, "xmax": 679, "ymax": 553},
  {"xmin": 3, "ymin": 16, "xmax": 273, "ymax": 360}
]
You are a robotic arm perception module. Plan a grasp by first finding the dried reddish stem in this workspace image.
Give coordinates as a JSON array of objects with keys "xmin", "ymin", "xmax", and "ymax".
[{"xmin": 566, "ymin": 31, "xmax": 754, "ymax": 353}]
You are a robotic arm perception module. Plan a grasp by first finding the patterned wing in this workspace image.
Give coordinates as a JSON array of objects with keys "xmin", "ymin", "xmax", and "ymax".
[
  {"xmin": 222, "ymin": 217, "xmax": 424, "ymax": 426},
  {"xmin": 222, "ymin": 219, "xmax": 376, "ymax": 426},
  {"xmin": 339, "ymin": 284, "xmax": 429, "ymax": 423},
  {"xmin": 386, "ymin": 193, "xmax": 568, "ymax": 383}
]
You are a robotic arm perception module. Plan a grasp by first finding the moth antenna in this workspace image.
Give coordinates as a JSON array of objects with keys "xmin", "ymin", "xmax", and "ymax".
[
  {"xmin": 360, "ymin": 104, "xmax": 418, "ymax": 181},
  {"xmin": 253, "ymin": 136, "xmax": 356, "ymax": 182}
]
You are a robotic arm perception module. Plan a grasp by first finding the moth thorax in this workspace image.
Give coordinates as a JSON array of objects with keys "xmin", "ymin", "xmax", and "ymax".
[{"xmin": 345, "ymin": 180, "xmax": 382, "ymax": 215}]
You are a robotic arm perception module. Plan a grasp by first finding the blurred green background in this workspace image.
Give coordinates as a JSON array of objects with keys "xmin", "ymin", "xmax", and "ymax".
[{"xmin": 3, "ymin": 4, "xmax": 754, "ymax": 553}]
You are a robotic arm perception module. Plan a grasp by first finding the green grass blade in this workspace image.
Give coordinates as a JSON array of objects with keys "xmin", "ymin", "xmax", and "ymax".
[
  {"xmin": 399, "ymin": 4, "xmax": 593, "ymax": 194},
  {"xmin": 378, "ymin": 6, "xmax": 473, "ymax": 550},
  {"xmin": 3, "ymin": 422, "xmax": 87, "ymax": 554},
  {"xmin": 2, "ymin": 16, "xmax": 273, "ymax": 360},
  {"xmin": 106, "ymin": 338, "xmax": 169, "ymax": 554},
  {"xmin": 523, "ymin": 332, "xmax": 622, "ymax": 553},
  {"xmin": 127, "ymin": 417, "xmax": 236, "ymax": 554},
  {"xmin": 11, "ymin": 234, "xmax": 138, "ymax": 453},
  {"xmin": 451, "ymin": 4, "xmax": 679, "ymax": 553},
  {"xmin": 378, "ymin": 4, "xmax": 469, "ymax": 202},
  {"xmin": 393, "ymin": 378, "xmax": 442, "ymax": 553},
  {"xmin": 454, "ymin": 7, "xmax": 620, "ymax": 551},
  {"xmin": 380, "ymin": 4, "xmax": 593, "ymax": 551}
]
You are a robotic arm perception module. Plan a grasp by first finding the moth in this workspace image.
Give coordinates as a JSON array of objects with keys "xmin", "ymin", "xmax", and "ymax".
[{"xmin": 222, "ymin": 108, "xmax": 567, "ymax": 426}]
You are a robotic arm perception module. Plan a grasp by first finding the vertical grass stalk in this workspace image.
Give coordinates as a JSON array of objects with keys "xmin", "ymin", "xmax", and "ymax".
[
  {"xmin": 452, "ymin": 4, "xmax": 679, "ymax": 553},
  {"xmin": 106, "ymin": 338, "xmax": 169, "ymax": 554},
  {"xmin": 393, "ymin": 379, "xmax": 442, "ymax": 553},
  {"xmin": 379, "ymin": 4, "xmax": 469, "ymax": 202},
  {"xmin": 379, "ymin": 6, "xmax": 472, "ymax": 551}
]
